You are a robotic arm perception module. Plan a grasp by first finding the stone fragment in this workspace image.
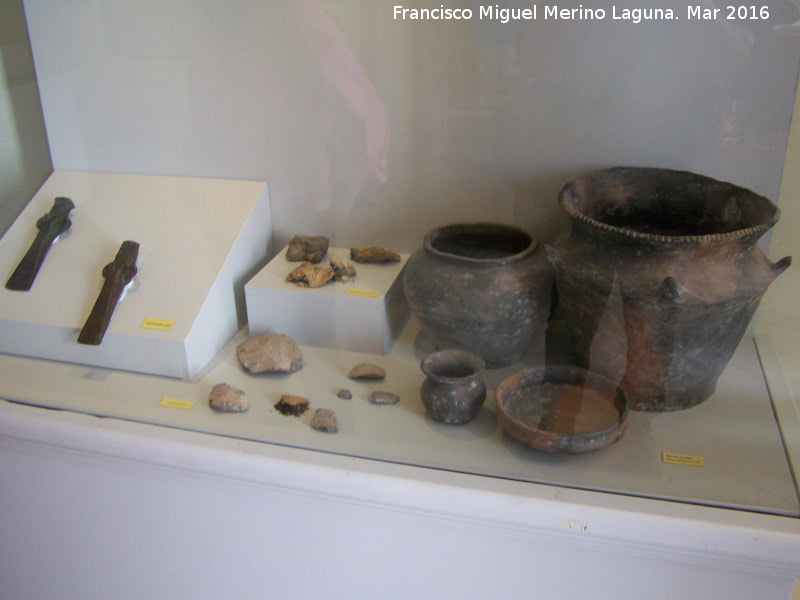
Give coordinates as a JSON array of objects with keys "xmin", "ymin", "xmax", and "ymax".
[
  {"xmin": 350, "ymin": 246, "xmax": 401, "ymax": 264},
  {"xmin": 286, "ymin": 235, "xmax": 329, "ymax": 263},
  {"xmin": 369, "ymin": 391, "xmax": 400, "ymax": 405},
  {"xmin": 286, "ymin": 261, "xmax": 335, "ymax": 288},
  {"xmin": 330, "ymin": 255, "xmax": 356, "ymax": 282},
  {"xmin": 209, "ymin": 383, "xmax": 249, "ymax": 413},
  {"xmin": 348, "ymin": 363, "xmax": 386, "ymax": 380},
  {"xmin": 337, "ymin": 389, "xmax": 353, "ymax": 400},
  {"xmin": 311, "ymin": 408, "xmax": 339, "ymax": 433},
  {"xmin": 236, "ymin": 333, "xmax": 303, "ymax": 374},
  {"xmin": 275, "ymin": 394, "xmax": 310, "ymax": 416}
]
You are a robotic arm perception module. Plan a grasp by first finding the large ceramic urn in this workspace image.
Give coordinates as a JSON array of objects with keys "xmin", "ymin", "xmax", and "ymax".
[
  {"xmin": 548, "ymin": 167, "xmax": 791, "ymax": 411},
  {"xmin": 404, "ymin": 223, "xmax": 553, "ymax": 368}
]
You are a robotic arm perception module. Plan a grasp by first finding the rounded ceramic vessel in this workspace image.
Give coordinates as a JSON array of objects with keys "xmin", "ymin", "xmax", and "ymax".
[
  {"xmin": 404, "ymin": 223, "xmax": 553, "ymax": 368},
  {"xmin": 420, "ymin": 349, "xmax": 486, "ymax": 424},
  {"xmin": 494, "ymin": 365, "xmax": 629, "ymax": 454},
  {"xmin": 547, "ymin": 167, "xmax": 792, "ymax": 411}
]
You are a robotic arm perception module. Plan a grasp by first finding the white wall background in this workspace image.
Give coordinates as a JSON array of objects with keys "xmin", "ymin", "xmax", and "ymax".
[
  {"xmin": 0, "ymin": 0, "xmax": 51, "ymax": 236},
  {"xmin": 19, "ymin": 0, "xmax": 800, "ymax": 252}
]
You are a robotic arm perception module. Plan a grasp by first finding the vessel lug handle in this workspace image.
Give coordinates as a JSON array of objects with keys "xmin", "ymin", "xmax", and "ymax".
[
  {"xmin": 771, "ymin": 255, "xmax": 792, "ymax": 278},
  {"xmin": 660, "ymin": 276, "xmax": 680, "ymax": 302},
  {"xmin": 544, "ymin": 244, "xmax": 557, "ymax": 267}
]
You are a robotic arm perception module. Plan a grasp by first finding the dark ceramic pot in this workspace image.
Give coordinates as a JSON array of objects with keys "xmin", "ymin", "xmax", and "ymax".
[
  {"xmin": 404, "ymin": 223, "xmax": 553, "ymax": 368},
  {"xmin": 547, "ymin": 167, "xmax": 792, "ymax": 411},
  {"xmin": 420, "ymin": 349, "xmax": 486, "ymax": 424}
]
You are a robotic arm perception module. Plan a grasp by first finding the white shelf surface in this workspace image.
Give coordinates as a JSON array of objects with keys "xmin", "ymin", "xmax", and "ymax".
[
  {"xmin": 0, "ymin": 314, "xmax": 796, "ymax": 516},
  {"xmin": 0, "ymin": 170, "xmax": 271, "ymax": 379}
]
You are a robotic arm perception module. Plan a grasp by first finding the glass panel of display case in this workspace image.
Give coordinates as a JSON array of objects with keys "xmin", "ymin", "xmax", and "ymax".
[{"xmin": 2, "ymin": 1, "xmax": 800, "ymax": 513}]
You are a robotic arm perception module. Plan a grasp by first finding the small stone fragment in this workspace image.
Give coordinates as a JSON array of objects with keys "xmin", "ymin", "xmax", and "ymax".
[
  {"xmin": 348, "ymin": 363, "xmax": 386, "ymax": 380},
  {"xmin": 286, "ymin": 235, "xmax": 329, "ymax": 263},
  {"xmin": 286, "ymin": 261, "xmax": 335, "ymax": 288},
  {"xmin": 330, "ymin": 255, "xmax": 356, "ymax": 282},
  {"xmin": 236, "ymin": 333, "xmax": 303, "ymax": 374},
  {"xmin": 350, "ymin": 246, "xmax": 401, "ymax": 264},
  {"xmin": 369, "ymin": 391, "xmax": 400, "ymax": 405},
  {"xmin": 275, "ymin": 395, "xmax": 310, "ymax": 416},
  {"xmin": 311, "ymin": 408, "xmax": 339, "ymax": 433},
  {"xmin": 337, "ymin": 389, "xmax": 353, "ymax": 400},
  {"xmin": 209, "ymin": 383, "xmax": 249, "ymax": 413}
]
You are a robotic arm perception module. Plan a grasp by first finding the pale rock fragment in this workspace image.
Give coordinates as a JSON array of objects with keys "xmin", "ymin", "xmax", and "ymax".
[
  {"xmin": 369, "ymin": 391, "xmax": 400, "ymax": 405},
  {"xmin": 286, "ymin": 261, "xmax": 335, "ymax": 288},
  {"xmin": 286, "ymin": 235, "xmax": 329, "ymax": 263},
  {"xmin": 330, "ymin": 255, "xmax": 356, "ymax": 282}
]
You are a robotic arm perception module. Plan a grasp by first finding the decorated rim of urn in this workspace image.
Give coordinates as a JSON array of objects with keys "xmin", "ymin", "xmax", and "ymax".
[
  {"xmin": 558, "ymin": 166, "xmax": 780, "ymax": 246},
  {"xmin": 423, "ymin": 222, "xmax": 537, "ymax": 268}
]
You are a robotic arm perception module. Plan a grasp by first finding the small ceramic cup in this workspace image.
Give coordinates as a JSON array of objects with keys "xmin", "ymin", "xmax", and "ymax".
[{"xmin": 420, "ymin": 349, "xmax": 486, "ymax": 424}]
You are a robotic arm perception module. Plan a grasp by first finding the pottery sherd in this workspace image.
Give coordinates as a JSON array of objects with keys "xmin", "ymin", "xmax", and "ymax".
[
  {"xmin": 209, "ymin": 383, "xmax": 249, "ymax": 413},
  {"xmin": 236, "ymin": 333, "xmax": 303, "ymax": 374},
  {"xmin": 311, "ymin": 408, "xmax": 339, "ymax": 433},
  {"xmin": 348, "ymin": 363, "xmax": 386, "ymax": 380},
  {"xmin": 350, "ymin": 246, "xmax": 401, "ymax": 263}
]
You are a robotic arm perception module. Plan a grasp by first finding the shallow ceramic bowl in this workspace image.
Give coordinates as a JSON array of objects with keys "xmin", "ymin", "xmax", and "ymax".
[{"xmin": 494, "ymin": 365, "xmax": 629, "ymax": 454}]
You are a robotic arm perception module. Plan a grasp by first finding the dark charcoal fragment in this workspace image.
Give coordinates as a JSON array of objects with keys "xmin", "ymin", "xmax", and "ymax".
[{"xmin": 275, "ymin": 395, "xmax": 310, "ymax": 416}]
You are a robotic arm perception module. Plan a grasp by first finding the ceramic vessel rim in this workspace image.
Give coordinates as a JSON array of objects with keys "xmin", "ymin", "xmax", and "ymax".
[
  {"xmin": 558, "ymin": 166, "xmax": 780, "ymax": 245},
  {"xmin": 494, "ymin": 365, "xmax": 629, "ymax": 445},
  {"xmin": 423, "ymin": 222, "xmax": 537, "ymax": 266},
  {"xmin": 420, "ymin": 348, "xmax": 485, "ymax": 381}
]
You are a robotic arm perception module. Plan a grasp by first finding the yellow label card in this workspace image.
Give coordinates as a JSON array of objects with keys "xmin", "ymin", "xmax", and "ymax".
[
  {"xmin": 346, "ymin": 288, "xmax": 380, "ymax": 298},
  {"xmin": 662, "ymin": 452, "xmax": 706, "ymax": 467},
  {"xmin": 141, "ymin": 317, "xmax": 175, "ymax": 331},
  {"xmin": 158, "ymin": 397, "xmax": 195, "ymax": 410}
]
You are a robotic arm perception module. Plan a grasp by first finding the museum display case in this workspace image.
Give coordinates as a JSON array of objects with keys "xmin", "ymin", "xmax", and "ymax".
[{"xmin": 3, "ymin": 1, "xmax": 800, "ymax": 598}]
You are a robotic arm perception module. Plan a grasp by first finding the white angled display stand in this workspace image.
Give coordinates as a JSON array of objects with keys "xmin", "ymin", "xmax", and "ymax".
[
  {"xmin": 0, "ymin": 171, "xmax": 271, "ymax": 379},
  {"xmin": 245, "ymin": 246, "xmax": 409, "ymax": 354}
]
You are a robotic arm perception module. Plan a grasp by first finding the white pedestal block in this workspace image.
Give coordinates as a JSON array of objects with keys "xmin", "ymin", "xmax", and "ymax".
[
  {"xmin": 245, "ymin": 246, "xmax": 409, "ymax": 354},
  {"xmin": 0, "ymin": 171, "xmax": 271, "ymax": 379}
]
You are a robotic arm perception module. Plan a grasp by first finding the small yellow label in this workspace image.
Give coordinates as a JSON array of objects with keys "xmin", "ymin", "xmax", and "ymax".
[
  {"xmin": 142, "ymin": 317, "xmax": 175, "ymax": 331},
  {"xmin": 158, "ymin": 397, "xmax": 195, "ymax": 410},
  {"xmin": 662, "ymin": 452, "xmax": 706, "ymax": 467},
  {"xmin": 346, "ymin": 288, "xmax": 380, "ymax": 298}
]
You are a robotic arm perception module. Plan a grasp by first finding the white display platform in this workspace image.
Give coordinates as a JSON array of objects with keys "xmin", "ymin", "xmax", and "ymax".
[
  {"xmin": 0, "ymin": 316, "xmax": 796, "ymax": 517},
  {"xmin": 0, "ymin": 171, "xmax": 271, "ymax": 379},
  {"xmin": 245, "ymin": 246, "xmax": 409, "ymax": 354},
  {"xmin": 2, "ymin": 398, "xmax": 799, "ymax": 600}
]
